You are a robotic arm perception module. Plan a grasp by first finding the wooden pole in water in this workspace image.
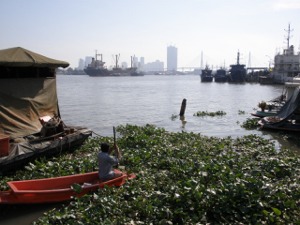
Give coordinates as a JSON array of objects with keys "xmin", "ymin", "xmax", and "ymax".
[{"xmin": 179, "ymin": 99, "xmax": 187, "ymax": 116}]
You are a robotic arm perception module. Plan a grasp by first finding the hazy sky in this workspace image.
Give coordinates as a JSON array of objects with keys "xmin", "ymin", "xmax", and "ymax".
[{"xmin": 1, "ymin": 0, "xmax": 300, "ymax": 69}]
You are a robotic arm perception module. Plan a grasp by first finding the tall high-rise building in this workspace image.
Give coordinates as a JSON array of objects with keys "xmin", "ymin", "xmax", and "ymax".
[
  {"xmin": 85, "ymin": 56, "xmax": 93, "ymax": 68},
  {"xmin": 167, "ymin": 45, "xmax": 177, "ymax": 72},
  {"xmin": 139, "ymin": 57, "xmax": 145, "ymax": 71},
  {"xmin": 77, "ymin": 58, "xmax": 85, "ymax": 70}
]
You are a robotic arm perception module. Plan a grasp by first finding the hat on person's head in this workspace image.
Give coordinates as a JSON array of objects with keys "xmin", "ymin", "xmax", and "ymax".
[{"xmin": 101, "ymin": 143, "xmax": 110, "ymax": 152}]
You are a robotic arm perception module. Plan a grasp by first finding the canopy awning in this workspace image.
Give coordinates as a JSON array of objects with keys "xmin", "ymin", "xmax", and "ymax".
[{"xmin": 0, "ymin": 47, "xmax": 69, "ymax": 68}]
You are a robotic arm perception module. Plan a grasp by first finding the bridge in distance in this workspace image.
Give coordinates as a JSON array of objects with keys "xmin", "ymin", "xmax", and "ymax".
[{"xmin": 173, "ymin": 67, "xmax": 268, "ymax": 71}]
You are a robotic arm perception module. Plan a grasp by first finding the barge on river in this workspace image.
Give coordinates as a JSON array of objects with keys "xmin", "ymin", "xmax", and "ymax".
[{"xmin": 0, "ymin": 47, "xmax": 92, "ymax": 174}]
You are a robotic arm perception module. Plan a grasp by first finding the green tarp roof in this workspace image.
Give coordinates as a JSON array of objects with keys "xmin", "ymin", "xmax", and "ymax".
[{"xmin": 0, "ymin": 47, "xmax": 69, "ymax": 68}]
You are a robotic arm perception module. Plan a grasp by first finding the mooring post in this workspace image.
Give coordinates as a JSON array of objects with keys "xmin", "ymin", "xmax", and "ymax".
[{"xmin": 179, "ymin": 98, "xmax": 187, "ymax": 117}]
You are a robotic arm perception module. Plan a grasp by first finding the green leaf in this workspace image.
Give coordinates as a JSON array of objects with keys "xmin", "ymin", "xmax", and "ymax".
[
  {"xmin": 272, "ymin": 207, "xmax": 282, "ymax": 216},
  {"xmin": 71, "ymin": 183, "xmax": 82, "ymax": 194},
  {"xmin": 262, "ymin": 210, "xmax": 269, "ymax": 216}
]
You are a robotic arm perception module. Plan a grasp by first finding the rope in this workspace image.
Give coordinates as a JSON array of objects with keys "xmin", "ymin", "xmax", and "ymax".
[{"xmin": 92, "ymin": 131, "xmax": 103, "ymax": 137}]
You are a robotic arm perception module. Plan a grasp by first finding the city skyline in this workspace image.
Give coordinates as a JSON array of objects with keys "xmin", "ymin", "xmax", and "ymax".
[
  {"xmin": 79, "ymin": 53, "xmax": 164, "ymax": 72},
  {"xmin": 1, "ymin": 0, "xmax": 300, "ymax": 69},
  {"xmin": 80, "ymin": 46, "xmax": 177, "ymax": 72}
]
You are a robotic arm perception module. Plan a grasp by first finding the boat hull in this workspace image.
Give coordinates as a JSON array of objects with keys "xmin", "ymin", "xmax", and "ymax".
[
  {"xmin": 200, "ymin": 67, "xmax": 213, "ymax": 82},
  {"xmin": 84, "ymin": 68, "xmax": 110, "ymax": 76},
  {"xmin": 215, "ymin": 69, "xmax": 228, "ymax": 82},
  {"xmin": 229, "ymin": 52, "xmax": 246, "ymax": 82},
  {"xmin": 214, "ymin": 77, "xmax": 228, "ymax": 82},
  {"xmin": 0, "ymin": 169, "xmax": 136, "ymax": 204},
  {"xmin": 229, "ymin": 71, "xmax": 246, "ymax": 82},
  {"xmin": 0, "ymin": 127, "xmax": 92, "ymax": 174},
  {"xmin": 260, "ymin": 122, "xmax": 300, "ymax": 132},
  {"xmin": 201, "ymin": 76, "xmax": 213, "ymax": 82},
  {"xmin": 259, "ymin": 117, "xmax": 300, "ymax": 132},
  {"xmin": 251, "ymin": 111, "xmax": 277, "ymax": 118}
]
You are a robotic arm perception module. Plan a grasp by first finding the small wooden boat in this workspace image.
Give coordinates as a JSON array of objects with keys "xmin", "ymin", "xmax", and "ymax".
[
  {"xmin": 0, "ymin": 169, "xmax": 135, "ymax": 204},
  {"xmin": 251, "ymin": 94, "xmax": 286, "ymax": 118},
  {"xmin": 251, "ymin": 110, "xmax": 278, "ymax": 118},
  {"xmin": 258, "ymin": 86, "xmax": 300, "ymax": 132},
  {"xmin": 258, "ymin": 116, "xmax": 300, "ymax": 132}
]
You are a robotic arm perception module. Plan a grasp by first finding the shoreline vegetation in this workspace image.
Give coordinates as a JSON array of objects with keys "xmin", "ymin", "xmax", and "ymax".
[{"xmin": 1, "ymin": 124, "xmax": 300, "ymax": 224}]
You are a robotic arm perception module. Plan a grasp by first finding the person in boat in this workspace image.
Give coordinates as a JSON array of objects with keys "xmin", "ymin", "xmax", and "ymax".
[{"xmin": 98, "ymin": 143, "xmax": 122, "ymax": 181}]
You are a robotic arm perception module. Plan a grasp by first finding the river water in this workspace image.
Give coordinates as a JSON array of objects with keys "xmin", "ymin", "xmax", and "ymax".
[
  {"xmin": 1, "ymin": 74, "xmax": 299, "ymax": 225},
  {"xmin": 58, "ymin": 74, "xmax": 279, "ymax": 136},
  {"xmin": 57, "ymin": 74, "xmax": 297, "ymax": 150}
]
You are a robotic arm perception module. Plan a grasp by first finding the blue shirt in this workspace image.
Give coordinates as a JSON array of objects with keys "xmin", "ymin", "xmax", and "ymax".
[{"xmin": 98, "ymin": 152, "xmax": 119, "ymax": 180}]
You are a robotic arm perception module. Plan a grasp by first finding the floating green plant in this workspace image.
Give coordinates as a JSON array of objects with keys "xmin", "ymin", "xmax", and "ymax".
[
  {"xmin": 241, "ymin": 117, "xmax": 260, "ymax": 129},
  {"xmin": 238, "ymin": 110, "xmax": 245, "ymax": 115},
  {"xmin": 193, "ymin": 110, "xmax": 227, "ymax": 117},
  {"xmin": 170, "ymin": 114, "xmax": 178, "ymax": 121},
  {"xmin": 1, "ymin": 124, "xmax": 299, "ymax": 224}
]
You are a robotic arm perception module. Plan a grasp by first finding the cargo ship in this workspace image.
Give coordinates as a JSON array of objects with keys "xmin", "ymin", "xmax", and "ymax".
[
  {"xmin": 228, "ymin": 51, "xmax": 246, "ymax": 82},
  {"xmin": 200, "ymin": 65, "xmax": 213, "ymax": 82},
  {"xmin": 85, "ymin": 52, "xmax": 143, "ymax": 76},
  {"xmin": 110, "ymin": 54, "xmax": 144, "ymax": 76},
  {"xmin": 84, "ymin": 51, "xmax": 110, "ymax": 76},
  {"xmin": 214, "ymin": 68, "xmax": 228, "ymax": 82}
]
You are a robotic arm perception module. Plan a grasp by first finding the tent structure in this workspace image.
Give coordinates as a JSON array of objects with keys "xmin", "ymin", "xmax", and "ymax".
[
  {"xmin": 0, "ymin": 47, "xmax": 91, "ymax": 173},
  {"xmin": 0, "ymin": 47, "xmax": 69, "ymax": 68},
  {"xmin": 0, "ymin": 47, "xmax": 69, "ymax": 139}
]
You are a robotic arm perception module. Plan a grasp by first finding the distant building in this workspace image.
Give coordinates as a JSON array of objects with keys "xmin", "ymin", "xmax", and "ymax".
[
  {"xmin": 77, "ymin": 58, "xmax": 85, "ymax": 70},
  {"xmin": 144, "ymin": 60, "xmax": 164, "ymax": 72},
  {"xmin": 121, "ymin": 62, "xmax": 128, "ymax": 69},
  {"xmin": 167, "ymin": 45, "xmax": 177, "ymax": 72},
  {"xmin": 139, "ymin": 57, "xmax": 145, "ymax": 71},
  {"xmin": 132, "ymin": 56, "xmax": 138, "ymax": 68},
  {"xmin": 85, "ymin": 56, "xmax": 93, "ymax": 68},
  {"xmin": 128, "ymin": 56, "xmax": 145, "ymax": 71}
]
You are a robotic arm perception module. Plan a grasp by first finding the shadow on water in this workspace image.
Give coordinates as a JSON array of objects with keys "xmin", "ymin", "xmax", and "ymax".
[
  {"xmin": 0, "ymin": 203, "xmax": 60, "ymax": 225},
  {"xmin": 261, "ymin": 130, "xmax": 300, "ymax": 154}
]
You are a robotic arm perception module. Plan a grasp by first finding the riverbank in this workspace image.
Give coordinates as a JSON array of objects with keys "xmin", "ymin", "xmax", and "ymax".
[{"xmin": 1, "ymin": 124, "xmax": 299, "ymax": 224}]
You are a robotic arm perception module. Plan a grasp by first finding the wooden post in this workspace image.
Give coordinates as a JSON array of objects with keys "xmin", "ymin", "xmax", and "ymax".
[{"xmin": 179, "ymin": 99, "xmax": 187, "ymax": 116}]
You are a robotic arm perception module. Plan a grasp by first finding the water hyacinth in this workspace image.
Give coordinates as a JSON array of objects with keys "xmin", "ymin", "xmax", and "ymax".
[
  {"xmin": 193, "ymin": 110, "xmax": 227, "ymax": 117},
  {"xmin": 0, "ymin": 124, "xmax": 299, "ymax": 224},
  {"xmin": 241, "ymin": 117, "xmax": 260, "ymax": 129}
]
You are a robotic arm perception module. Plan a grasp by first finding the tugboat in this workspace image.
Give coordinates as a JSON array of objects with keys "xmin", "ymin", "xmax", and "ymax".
[
  {"xmin": 84, "ymin": 51, "xmax": 110, "ymax": 76},
  {"xmin": 200, "ymin": 65, "xmax": 213, "ymax": 82},
  {"xmin": 228, "ymin": 51, "xmax": 246, "ymax": 82},
  {"xmin": 214, "ymin": 67, "xmax": 228, "ymax": 82}
]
